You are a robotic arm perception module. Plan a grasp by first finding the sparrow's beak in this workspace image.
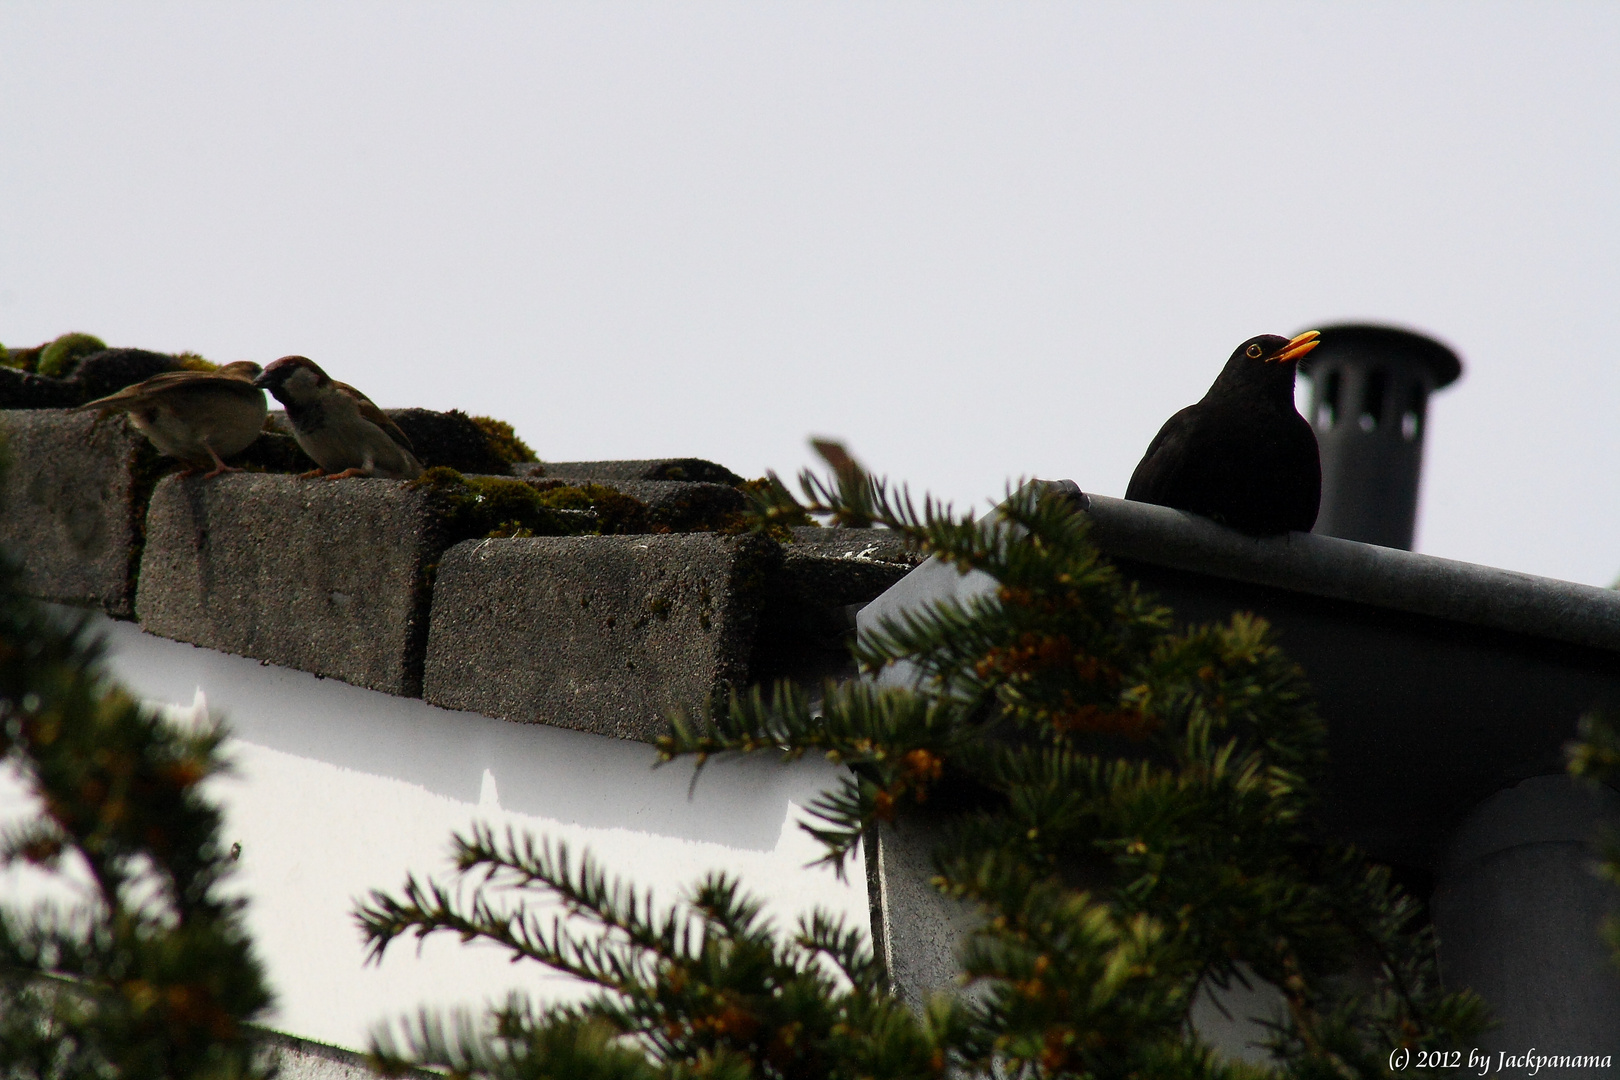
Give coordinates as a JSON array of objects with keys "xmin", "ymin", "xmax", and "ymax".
[{"xmin": 1275, "ymin": 330, "xmax": 1321, "ymax": 364}]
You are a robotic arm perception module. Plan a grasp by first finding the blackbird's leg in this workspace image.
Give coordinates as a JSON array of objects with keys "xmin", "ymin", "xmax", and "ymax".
[
  {"xmin": 322, "ymin": 467, "xmax": 369, "ymax": 480},
  {"xmin": 298, "ymin": 468, "xmax": 327, "ymax": 479}
]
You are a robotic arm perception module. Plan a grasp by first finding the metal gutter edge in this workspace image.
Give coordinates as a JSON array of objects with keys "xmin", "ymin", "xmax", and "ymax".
[{"xmin": 1081, "ymin": 493, "xmax": 1620, "ymax": 654}]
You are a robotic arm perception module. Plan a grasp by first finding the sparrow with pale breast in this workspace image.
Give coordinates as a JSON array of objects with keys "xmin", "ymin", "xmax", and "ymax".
[
  {"xmin": 252, "ymin": 356, "xmax": 423, "ymax": 480},
  {"xmin": 76, "ymin": 360, "xmax": 268, "ymax": 478}
]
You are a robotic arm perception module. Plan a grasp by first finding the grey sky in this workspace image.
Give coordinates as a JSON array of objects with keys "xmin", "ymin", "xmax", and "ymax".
[{"xmin": 2, "ymin": 3, "xmax": 1617, "ymax": 583}]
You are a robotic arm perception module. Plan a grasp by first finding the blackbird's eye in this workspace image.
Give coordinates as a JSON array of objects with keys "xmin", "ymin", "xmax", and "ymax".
[{"xmin": 1246, "ymin": 343, "xmax": 1264, "ymax": 359}]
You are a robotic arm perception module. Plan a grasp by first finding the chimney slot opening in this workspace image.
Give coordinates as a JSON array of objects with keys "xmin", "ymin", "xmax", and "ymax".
[
  {"xmin": 1359, "ymin": 369, "xmax": 1388, "ymax": 432},
  {"xmin": 1401, "ymin": 379, "xmax": 1426, "ymax": 441},
  {"xmin": 1316, "ymin": 369, "xmax": 1341, "ymax": 429}
]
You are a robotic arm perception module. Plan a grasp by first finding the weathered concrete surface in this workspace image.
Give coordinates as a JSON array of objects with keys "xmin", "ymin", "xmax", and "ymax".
[
  {"xmin": 787, "ymin": 525, "xmax": 922, "ymax": 567},
  {"xmin": 261, "ymin": 1031, "xmax": 375, "ymax": 1080},
  {"xmin": 136, "ymin": 474, "xmax": 448, "ymax": 695},
  {"xmin": 525, "ymin": 458, "xmax": 744, "ymax": 485},
  {"xmin": 0, "ymin": 408, "xmax": 153, "ymax": 616},
  {"xmin": 866, "ymin": 815, "xmax": 980, "ymax": 1013},
  {"xmin": 423, "ymin": 534, "xmax": 774, "ymax": 741}
]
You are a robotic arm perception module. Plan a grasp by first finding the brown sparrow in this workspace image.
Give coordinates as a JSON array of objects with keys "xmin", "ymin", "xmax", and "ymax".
[
  {"xmin": 252, "ymin": 356, "xmax": 423, "ymax": 480},
  {"xmin": 77, "ymin": 360, "xmax": 267, "ymax": 478}
]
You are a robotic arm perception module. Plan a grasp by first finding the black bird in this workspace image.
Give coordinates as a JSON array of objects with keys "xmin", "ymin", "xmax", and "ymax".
[{"xmin": 1125, "ymin": 330, "xmax": 1322, "ymax": 535}]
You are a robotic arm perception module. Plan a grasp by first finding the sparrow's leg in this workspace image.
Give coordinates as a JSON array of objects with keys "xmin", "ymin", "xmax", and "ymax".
[
  {"xmin": 323, "ymin": 467, "xmax": 369, "ymax": 480},
  {"xmin": 201, "ymin": 445, "xmax": 242, "ymax": 480}
]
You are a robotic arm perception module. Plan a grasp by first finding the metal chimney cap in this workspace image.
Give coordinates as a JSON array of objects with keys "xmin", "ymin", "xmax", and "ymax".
[{"xmin": 1296, "ymin": 323, "xmax": 1463, "ymax": 389}]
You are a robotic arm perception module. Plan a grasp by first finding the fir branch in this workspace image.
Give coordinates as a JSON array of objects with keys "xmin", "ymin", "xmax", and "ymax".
[
  {"xmin": 1566, "ymin": 712, "xmax": 1620, "ymax": 968},
  {"xmin": 373, "ymin": 445, "xmax": 1488, "ymax": 1079},
  {"xmin": 0, "ymin": 541, "xmax": 274, "ymax": 1079},
  {"xmin": 370, "ymin": 1003, "xmax": 665, "ymax": 1080},
  {"xmin": 701, "ymin": 449, "xmax": 1487, "ymax": 1074},
  {"xmin": 361, "ymin": 836, "xmax": 952, "ymax": 1080},
  {"xmin": 793, "ymin": 910, "xmax": 885, "ymax": 995}
]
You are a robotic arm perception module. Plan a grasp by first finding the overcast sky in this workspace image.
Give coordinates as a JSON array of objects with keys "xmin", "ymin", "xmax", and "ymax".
[{"xmin": 2, "ymin": 3, "xmax": 1618, "ymax": 584}]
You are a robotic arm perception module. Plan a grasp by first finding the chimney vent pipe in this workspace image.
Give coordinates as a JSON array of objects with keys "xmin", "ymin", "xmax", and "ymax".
[{"xmin": 1299, "ymin": 324, "xmax": 1462, "ymax": 551}]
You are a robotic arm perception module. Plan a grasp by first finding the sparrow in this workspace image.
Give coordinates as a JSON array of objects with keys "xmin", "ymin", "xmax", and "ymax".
[
  {"xmin": 76, "ymin": 360, "xmax": 267, "ymax": 478},
  {"xmin": 252, "ymin": 356, "xmax": 423, "ymax": 480},
  {"xmin": 1125, "ymin": 331, "xmax": 1322, "ymax": 536}
]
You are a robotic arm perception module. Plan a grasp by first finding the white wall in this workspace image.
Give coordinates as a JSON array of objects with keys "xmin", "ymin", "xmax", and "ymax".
[{"xmin": 0, "ymin": 612, "xmax": 867, "ymax": 1052}]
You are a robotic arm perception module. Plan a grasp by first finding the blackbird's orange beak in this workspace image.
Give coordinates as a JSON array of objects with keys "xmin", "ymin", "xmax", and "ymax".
[{"xmin": 1275, "ymin": 330, "xmax": 1321, "ymax": 364}]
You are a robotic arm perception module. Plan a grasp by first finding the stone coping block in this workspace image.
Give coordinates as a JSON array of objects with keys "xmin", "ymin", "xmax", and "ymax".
[
  {"xmin": 534, "ymin": 477, "xmax": 746, "ymax": 532},
  {"xmin": 136, "ymin": 473, "xmax": 451, "ymax": 696},
  {"xmin": 0, "ymin": 408, "xmax": 153, "ymax": 616},
  {"xmin": 786, "ymin": 525, "xmax": 921, "ymax": 566},
  {"xmin": 558, "ymin": 477, "xmax": 744, "ymax": 513},
  {"xmin": 524, "ymin": 458, "xmax": 744, "ymax": 485},
  {"xmin": 259, "ymin": 1030, "xmax": 376, "ymax": 1080},
  {"xmin": 423, "ymin": 534, "xmax": 774, "ymax": 742}
]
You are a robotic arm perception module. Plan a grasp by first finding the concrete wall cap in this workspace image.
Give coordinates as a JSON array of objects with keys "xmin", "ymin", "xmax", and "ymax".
[
  {"xmin": 422, "ymin": 533, "xmax": 773, "ymax": 742},
  {"xmin": 0, "ymin": 408, "xmax": 149, "ymax": 616},
  {"xmin": 136, "ymin": 473, "xmax": 445, "ymax": 696}
]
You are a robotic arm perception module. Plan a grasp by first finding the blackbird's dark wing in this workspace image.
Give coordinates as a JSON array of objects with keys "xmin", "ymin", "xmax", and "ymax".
[
  {"xmin": 1127, "ymin": 400, "xmax": 1321, "ymax": 533},
  {"xmin": 1125, "ymin": 405, "xmax": 1199, "ymax": 505}
]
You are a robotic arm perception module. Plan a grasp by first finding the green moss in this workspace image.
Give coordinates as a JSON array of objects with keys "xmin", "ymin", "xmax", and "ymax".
[
  {"xmin": 528, "ymin": 480, "xmax": 652, "ymax": 534},
  {"xmin": 469, "ymin": 415, "xmax": 537, "ymax": 464},
  {"xmin": 36, "ymin": 333, "xmax": 109, "ymax": 378},
  {"xmin": 735, "ymin": 476, "xmax": 815, "ymax": 540},
  {"xmin": 3, "ymin": 342, "xmax": 46, "ymax": 373},
  {"xmin": 660, "ymin": 493, "xmax": 753, "ymax": 536},
  {"xmin": 537, "ymin": 480, "xmax": 760, "ymax": 536},
  {"xmin": 174, "ymin": 351, "xmax": 219, "ymax": 372},
  {"xmin": 408, "ymin": 467, "xmax": 773, "ymax": 544},
  {"xmin": 409, "ymin": 467, "xmax": 606, "ymax": 542}
]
